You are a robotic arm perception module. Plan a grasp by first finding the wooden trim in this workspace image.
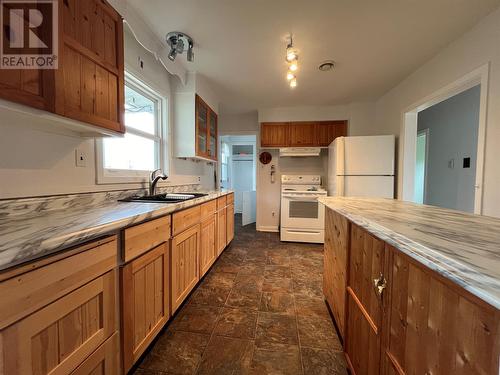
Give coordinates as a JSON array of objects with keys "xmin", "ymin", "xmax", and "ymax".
[
  {"xmin": 347, "ymin": 286, "xmax": 378, "ymax": 335},
  {"xmin": 71, "ymin": 332, "xmax": 119, "ymax": 375},
  {"xmin": 345, "ymin": 351, "xmax": 356, "ymax": 375},
  {"xmin": 63, "ymin": 37, "xmax": 120, "ymax": 75},
  {"xmin": 385, "ymin": 350, "xmax": 406, "ymax": 375}
]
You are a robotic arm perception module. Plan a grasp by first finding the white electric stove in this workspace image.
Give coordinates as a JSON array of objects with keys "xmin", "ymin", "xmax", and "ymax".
[{"xmin": 280, "ymin": 175, "xmax": 327, "ymax": 243}]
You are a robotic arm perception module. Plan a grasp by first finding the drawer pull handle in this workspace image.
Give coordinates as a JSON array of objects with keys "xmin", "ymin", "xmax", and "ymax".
[{"xmin": 373, "ymin": 273, "xmax": 387, "ymax": 298}]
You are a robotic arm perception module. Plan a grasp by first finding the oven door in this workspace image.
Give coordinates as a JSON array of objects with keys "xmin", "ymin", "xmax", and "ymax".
[{"xmin": 280, "ymin": 193, "xmax": 325, "ymax": 229}]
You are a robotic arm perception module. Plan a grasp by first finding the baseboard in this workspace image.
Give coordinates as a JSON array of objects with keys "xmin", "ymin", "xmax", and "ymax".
[{"xmin": 256, "ymin": 225, "xmax": 279, "ymax": 232}]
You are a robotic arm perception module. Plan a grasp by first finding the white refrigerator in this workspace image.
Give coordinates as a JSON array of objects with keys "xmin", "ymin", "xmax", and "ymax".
[{"xmin": 328, "ymin": 135, "xmax": 395, "ymax": 198}]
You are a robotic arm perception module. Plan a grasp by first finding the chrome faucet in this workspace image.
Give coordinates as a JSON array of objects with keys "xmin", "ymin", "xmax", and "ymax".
[{"xmin": 149, "ymin": 169, "xmax": 168, "ymax": 196}]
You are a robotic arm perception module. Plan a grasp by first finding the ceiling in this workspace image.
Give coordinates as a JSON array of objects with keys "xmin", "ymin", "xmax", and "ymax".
[{"xmin": 128, "ymin": 0, "xmax": 500, "ymax": 114}]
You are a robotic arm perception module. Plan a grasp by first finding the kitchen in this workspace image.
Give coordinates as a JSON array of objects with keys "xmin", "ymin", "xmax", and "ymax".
[{"xmin": 0, "ymin": 1, "xmax": 499, "ymax": 375}]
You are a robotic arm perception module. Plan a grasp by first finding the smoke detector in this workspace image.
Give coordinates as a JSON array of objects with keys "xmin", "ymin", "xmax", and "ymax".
[{"xmin": 318, "ymin": 60, "xmax": 335, "ymax": 71}]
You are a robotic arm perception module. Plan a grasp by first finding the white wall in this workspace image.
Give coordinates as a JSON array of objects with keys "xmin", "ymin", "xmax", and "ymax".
[
  {"xmin": 417, "ymin": 86, "xmax": 480, "ymax": 212},
  {"xmin": 0, "ymin": 29, "xmax": 214, "ymax": 199},
  {"xmin": 375, "ymin": 6, "xmax": 500, "ymax": 217},
  {"xmin": 219, "ymin": 111, "xmax": 259, "ymax": 134}
]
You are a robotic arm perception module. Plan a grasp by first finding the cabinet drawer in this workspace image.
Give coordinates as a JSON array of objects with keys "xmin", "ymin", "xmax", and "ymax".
[
  {"xmin": 173, "ymin": 205, "xmax": 201, "ymax": 236},
  {"xmin": 0, "ymin": 237, "xmax": 117, "ymax": 330},
  {"xmin": 200, "ymin": 200, "xmax": 217, "ymax": 220},
  {"xmin": 71, "ymin": 332, "xmax": 119, "ymax": 375},
  {"xmin": 217, "ymin": 196, "xmax": 227, "ymax": 210},
  {"xmin": 124, "ymin": 216, "xmax": 171, "ymax": 262},
  {"xmin": 226, "ymin": 193, "xmax": 234, "ymax": 204},
  {"xmin": 1, "ymin": 270, "xmax": 117, "ymax": 375}
]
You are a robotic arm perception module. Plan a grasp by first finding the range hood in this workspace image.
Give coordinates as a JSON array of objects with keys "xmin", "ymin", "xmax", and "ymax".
[{"xmin": 279, "ymin": 147, "xmax": 321, "ymax": 157}]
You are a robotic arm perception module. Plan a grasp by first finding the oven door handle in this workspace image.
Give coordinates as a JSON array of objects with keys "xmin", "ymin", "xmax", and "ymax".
[{"xmin": 282, "ymin": 195, "xmax": 319, "ymax": 201}]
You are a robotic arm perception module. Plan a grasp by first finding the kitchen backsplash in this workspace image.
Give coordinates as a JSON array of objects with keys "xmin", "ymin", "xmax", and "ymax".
[{"xmin": 0, "ymin": 184, "xmax": 201, "ymax": 219}]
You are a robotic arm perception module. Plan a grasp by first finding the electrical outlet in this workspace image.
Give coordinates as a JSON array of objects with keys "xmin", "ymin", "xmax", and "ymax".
[
  {"xmin": 75, "ymin": 149, "xmax": 87, "ymax": 167},
  {"xmin": 272, "ymin": 211, "xmax": 276, "ymax": 217}
]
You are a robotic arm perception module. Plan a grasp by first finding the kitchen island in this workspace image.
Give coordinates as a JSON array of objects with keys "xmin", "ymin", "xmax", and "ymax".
[{"xmin": 318, "ymin": 197, "xmax": 500, "ymax": 375}]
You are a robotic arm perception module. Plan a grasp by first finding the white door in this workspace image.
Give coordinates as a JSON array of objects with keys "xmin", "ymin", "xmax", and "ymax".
[
  {"xmin": 343, "ymin": 176, "xmax": 394, "ymax": 198},
  {"xmin": 242, "ymin": 191, "xmax": 256, "ymax": 226},
  {"xmin": 343, "ymin": 135, "xmax": 395, "ymax": 176},
  {"xmin": 232, "ymin": 159, "xmax": 254, "ymax": 213}
]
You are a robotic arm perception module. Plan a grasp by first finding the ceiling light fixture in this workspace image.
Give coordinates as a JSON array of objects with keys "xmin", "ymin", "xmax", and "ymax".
[
  {"xmin": 318, "ymin": 60, "xmax": 335, "ymax": 71},
  {"xmin": 285, "ymin": 34, "xmax": 299, "ymax": 88},
  {"xmin": 166, "ymin": 31, "xmax": 194, "ymax": 62}
]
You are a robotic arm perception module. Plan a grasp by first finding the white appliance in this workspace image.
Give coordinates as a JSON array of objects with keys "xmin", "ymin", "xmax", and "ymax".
[
  {"xmin": 280, "ymin": 175, "xmax": 327, "ymax": 243},
  {"xmin": 328, "ymin": 135, "xmax": 395, "ymax": 198},
  {"xmin": 279, "ymin": 147, "xmax": 321, "ymax": 157}
]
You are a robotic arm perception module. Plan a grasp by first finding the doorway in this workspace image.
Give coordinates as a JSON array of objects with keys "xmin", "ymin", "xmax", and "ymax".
[
  {"xmin": 402, "ymin": 64, "xmax": 488, "ymax": 214},
  {"xmin": 220, "ymin": 135, "xmax": 257, "ymax": 226}
]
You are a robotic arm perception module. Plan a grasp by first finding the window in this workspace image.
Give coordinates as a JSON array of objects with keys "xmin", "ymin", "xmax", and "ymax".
[{"xmin": 97, "ymin": 73, "xmax": 166, "ymax": 183}]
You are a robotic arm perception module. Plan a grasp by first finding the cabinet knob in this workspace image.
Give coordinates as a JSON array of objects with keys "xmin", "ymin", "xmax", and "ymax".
[{"xmin": 373, "ymin": 273, "xmax": 387, "ymax": 298}]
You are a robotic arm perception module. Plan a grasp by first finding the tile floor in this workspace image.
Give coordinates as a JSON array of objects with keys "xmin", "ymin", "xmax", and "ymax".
[{"xmin": 133, "ymin": 215, "xmax": 348, "ymax": 375}]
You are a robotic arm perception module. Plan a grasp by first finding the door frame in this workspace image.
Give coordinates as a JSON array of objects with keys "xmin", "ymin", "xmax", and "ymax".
[
  {"xmin": 415, "ymin": 128, "xmax": 429, "ymax": 204},
  {"xmin": 401, "ymin": 63, "xmax": 488, "ymax": 214}
]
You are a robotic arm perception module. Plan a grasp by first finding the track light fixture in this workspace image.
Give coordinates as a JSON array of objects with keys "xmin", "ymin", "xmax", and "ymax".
[
  {"xmin": 285, "ymin": 35, "xmax": 299, "ymax": 88},
  {"xmin": 166, "ymin": 32, "xmax": 194, "ymax": 62}
]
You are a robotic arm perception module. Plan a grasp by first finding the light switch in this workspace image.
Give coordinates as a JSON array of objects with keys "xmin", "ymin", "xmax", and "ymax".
[{"xmin": 75, "ymin": 149, "xmax": 87, "ymax": 167}]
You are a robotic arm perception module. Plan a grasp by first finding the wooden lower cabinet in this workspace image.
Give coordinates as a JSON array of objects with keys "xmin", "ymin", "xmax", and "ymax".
[
  {"xmin": 71, "ymin": 332, "xmax": 119, "ymax": 375},
  {"xmin": 217, "ymin": 207, "xmax": 227, "ymax": 255},
  {"xmin": 171, "ymin": 224, "xmax": 200, "ymax": 313},
  {"xmin": 323, "ymin": 209, "xmax": 349, "ymax": 339},
  {"xmin": 226, "ymin": 203, "xmax": 235, "ymax": 245},
  {"xmin": 382, "ymin": 248, "xmax": 500, "ymax": 375},
  {"xmin": 345, "ymin": 224, "xmax": 386, "ymax": 375},
  {"xmin": 121, "ymin": 243, "xmax": 170, "ymax": 373},
  {"xmin": 0, "ymin": 270, "xmax": 117, "ymax": 375},
  {"xmin": 200, "ymin": 214, "xmax": 217, "ymax": 277}
]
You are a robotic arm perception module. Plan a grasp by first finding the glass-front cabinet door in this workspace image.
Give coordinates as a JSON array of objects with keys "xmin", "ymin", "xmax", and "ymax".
[
  {"xmin": 196, "ymin": 95, "xmax": 208, "ymax": 157},
  {"xmin": 208, "ymin": 111, "xmax": 217, "ymax": 159}
]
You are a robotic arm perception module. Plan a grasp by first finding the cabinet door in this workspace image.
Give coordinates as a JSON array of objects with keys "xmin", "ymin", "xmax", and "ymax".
[
  {"xmin": 382, "ymin": 247, "xmax": 500, "ymax": 375},
  {"xmin": 171, "ymin": 225, "xmax": 200, "ymax": 312},
  {"xmin": 0, "ymin": 69, "xmax": 54, "ymax": 110},
  {"xmin": 71, "ymin": 332, "xmax": 119, "ymax": 375},
  {"xmin": 261, "ymin": 122, "xmax": 289, "ymax": 147},
  {"xmin": 217, "ymin": 208, "xmax": 227, "ymax": 255},
  {"xmin": 121, "ymin": 243, "xmax": 170, "ymax": 372},
  {"xmin": 200, "ymin": 215, "xmax": 217, "ymax": 277},
  {"xmin": 195, "ymin": 95, "xmax": 209, "ymax": 157},
  {"xmin": 316, "ymin": 121, "xmax": 348, "ymax": 146},
  {"xmin": 0, "ymin": 270, "xmax": 116, "ymax": 375},
  {"xmin": 58, "ymin": 0, "xmax": 124, "ymax": 133},
  {"xmin": 208, "ymin": 110, "xmax": 218, "ymax": 160},
  {"xmin": 345, "ymin": 224, "xmax": 386, "ymax": 375},
  {"xmin": 323, "ymin": 209, "xmax": 349, "ymax": 339},
  {"xmin": 289, "ymin": 122, "xmax": 316, "ymax": 146},
  {"xmin": 226, "ymin": 203, "xmax": 234, "ymax": 245}
]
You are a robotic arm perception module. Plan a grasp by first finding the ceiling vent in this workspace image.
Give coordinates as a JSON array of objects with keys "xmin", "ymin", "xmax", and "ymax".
[{"xmin": 318, "ymin": 60, "xmax": 335, "ymax": 71}]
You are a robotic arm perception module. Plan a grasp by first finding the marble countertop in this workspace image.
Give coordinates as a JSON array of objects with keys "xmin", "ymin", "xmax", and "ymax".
[
  {"xmin": 318, "ymin": 197, "xmax": 500, "ymax": 309},
  {"xmin": 0, "ymin": 190, "xmax": 232, "ymax": 272}
]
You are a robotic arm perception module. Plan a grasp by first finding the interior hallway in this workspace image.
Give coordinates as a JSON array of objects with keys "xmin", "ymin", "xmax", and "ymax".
[{"xmin": 133, "ymin": 214, "xmax": 347, "ymax": 375}]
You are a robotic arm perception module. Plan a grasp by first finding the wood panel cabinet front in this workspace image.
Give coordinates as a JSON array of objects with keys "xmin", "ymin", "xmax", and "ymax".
[
  {"xmin": 71, "ymin": 332, "xmax": 119, "ymax": 375},
  {"xmin": 345, "ymin": 224, "xmax": 386, "ymax": 375},
  {"xmin": 323, "ymin": 209, "xmax": 349, "ymax": 339},
  {"xmin": 316, "ymin": 121, "xmax": 348, "ymax": 146},
  {"xmin": 382, "ymin": 247, "xmax": 500, "ymax": 375},
  {"xmin": 195, "ymin": 94, "xmax": 218, "ymax": 160},
  {"xmin": 226, "ymin": 203, "xmax": 234, "ymax": 245},
  {"xmin": 289, "ymin": 122, "xmax": 316, "ymax": 146},
  {"xmin": 0, "ymin": 270, "xmax": 117, "ymax": 375},
  {"xmin": 124, "ymin": 216, "xmax": 171, "ymax": 262},
  {"xmin": 171, "ymin": 225, "xmax": 200, "ymax": 312},
  {"xmin": 261, "ymin": 122, "xmax": 289, "ymax": 147},
  {"xmin": 56, "ymin": 0, "xmax": 125, "ymax": 132},
  {"xmin": 200, "ymin": 215, "xmax": 217, "ymax": 277},
  {"xmin": 217, "ymin": 207, "xmax": 227, "ymax": 256},
  {"xmin": 173, "ymin": 205, "xmax": 201, "ymax": 236},
  {"xmin": 121, "ymin": 243, "xmax": 170, "ymax": 372}
]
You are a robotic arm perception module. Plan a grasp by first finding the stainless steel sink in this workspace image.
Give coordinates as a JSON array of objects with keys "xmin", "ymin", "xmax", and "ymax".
[{"xmin": 120, "ymin": 193, "xmax": 208, "ymax": 204}]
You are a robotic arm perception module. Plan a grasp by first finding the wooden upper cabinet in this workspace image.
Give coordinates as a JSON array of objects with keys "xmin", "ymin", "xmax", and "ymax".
[
  {"xmin": 316, "ymin": 120, "xmax": 347, "ymax": 146},
  {"xmin": 195, "ymin": 94, "xmax": 217, "ymax": 161},
  {"xmin": 289, "ymin": 122, "xmax": 316, "ymax": 146},
  {"xmin": 260, "ymin": 121, "xmax": 347, "ymax": 147},
  {"xmin": 382, "ymin": 247, "xmax": 500, "ymax": 375},
  {"xmin": 261, "ymin": 122, "xmax": 290, "ymax": 147},
  {"xmin": 57, "ymin": 0, "xmax": 125, "ymax": 133}
]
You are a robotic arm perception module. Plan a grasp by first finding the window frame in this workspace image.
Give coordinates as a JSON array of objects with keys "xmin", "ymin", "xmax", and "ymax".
[{"xmin": 96, "ymin": 71, "xmax": 168, "ymax": 184}]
